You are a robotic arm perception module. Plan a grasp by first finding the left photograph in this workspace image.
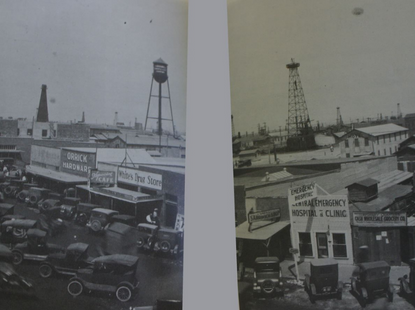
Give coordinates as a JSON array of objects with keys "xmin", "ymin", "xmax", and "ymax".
[{"xmin": 0, "ymin": 1, "xmax": 187, "ymax": 309}]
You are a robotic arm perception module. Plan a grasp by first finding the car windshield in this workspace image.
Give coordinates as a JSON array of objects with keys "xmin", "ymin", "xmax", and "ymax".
[
  {"xmin": 365, "ymin": 268, "xmax": 388, "ymax": 280},
  {"xmin": 256, "ymin": 262, "xmax": 279, "ymax": 272},
  {"xmin": 315, "ymin": 265, "xmax": 335, "ymax": 275}
]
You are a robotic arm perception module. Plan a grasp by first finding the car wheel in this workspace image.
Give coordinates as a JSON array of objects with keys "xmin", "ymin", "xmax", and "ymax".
[
  {"xmin": 4, "ymin": 187, "xmax": 13, "ymax": 196},
  {"xmin": 160, "ymin": 241, "xmax": 171, "ymax": 253},
  {"xmin": 17, "ymin": 192, "xmax": 26, "ymax": 201},
  {"xmin": 116, "ymin": 285, "xmax": 132, "ymax": 302},
  {"xmin": 91, "ymin": 220, "xmax": 102, "ymax": 232},
  {"xmin": 137, "ymin": 237, "xmax": 145, "ymax": 248},
  {"xmin": 12, "ymin": 251, "xmax": 24, "ymax": 265},
  {"xmin": 39, "ymin": 264, "xmax": 53, "ymax": 278},
  {"xmin": 67, "ymin": 280, "xmax": 84, "ymax": 297}
]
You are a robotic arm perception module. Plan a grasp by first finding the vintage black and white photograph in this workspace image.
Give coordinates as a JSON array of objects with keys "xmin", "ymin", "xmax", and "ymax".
[
  {"xmin": 229, "ymin": 1, "xmax": 415, "ymax": 309},
  {"xmin": 0, "ymin": 1, "xmax": 187, "ymax": 309}
]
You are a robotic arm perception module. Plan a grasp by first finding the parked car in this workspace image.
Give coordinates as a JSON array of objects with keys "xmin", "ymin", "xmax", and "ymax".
[
  {"xmin": 37, "ymin": 207, "xmax": 66, "ymax": 237},
  {"xmin": 252, "ymin": 257, "xmax": 284, "ymax": 297},
  {"xmin": 399, "ymin": 257, "xmax": 415, "ymax": 295},
  {"xmin": 16, "ymin": 183, "xmax": 39, "ymax": 202},
  {"xmin": 350, "ymin": 260, "xmax": 393, "ymax": 307},
  {"xmin": 25, "ymin": 187, "xmax": 52, "ymax": 207},
  {"xmin": 86, "ymin": 208, "xmax": 119, "ymax": 233},
  {"xmin": 113, "ymin": 214, "xmax": 137, "ymax": 227},
  {"xmin": 304, "ymin": 258, "xmax": 343, "ymax": 303},
  {"xmin": 104, "ymin": 222, "xmax": 138, "ymax": 255},
  {"xmin": 74, "ymin": 203, "xmax": 100, "ymax": 226},
  {"xmin": 3, "ymin": 179, "xmax": 26, "ymax": 198},
  {"xmin": 130, "ymin": 299, "xmax": 182, "ymax": 310},
  {"xmin": 0, "ymin": 219, "xmax": 37, "ymax": 245},
  {"xmin": 0, "ymin": 245, "xmax": 35, "ymax": 297},
  {"xmin": 136, "ymin": 223, "xmax": 159, "ymax": 250},
  {"xmin": 237, "ymin": 159, "xmax": 252, "ymax": 168},
  {"xmin": 11, "ymin": 228, "xmax": 65, "ymax": 265},
  {"xmin": 39, "ymin": 242, "xmax": 93, "ymax": 278},
  {"xmin": 58, "ymin": 197, "xmax": 81, "ymax": 220},
  {"xmin": 153, "ymin": 228, "xmax": 183, "ymax": 257},
  {"xmin": 0, "ymin": 214, "xmax": 25, "ymax": 224},
  {"xmin": 67, "ymin": 254, "xmax": 139, "ymax": 302}
]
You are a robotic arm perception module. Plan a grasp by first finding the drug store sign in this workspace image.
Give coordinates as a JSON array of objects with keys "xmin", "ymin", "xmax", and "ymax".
[{"xmin": 118, "ymin": 166, "xmax": 163, "ymax": 190}]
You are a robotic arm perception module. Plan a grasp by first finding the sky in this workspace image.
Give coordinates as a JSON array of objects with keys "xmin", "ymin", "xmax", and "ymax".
[
  {"xmin": 0, "ymin": 0, "xmax": 188, "ymax": 133},
  {"xmin": 228, "ymin": 0, "xmax": 415, "ymax": 134}
]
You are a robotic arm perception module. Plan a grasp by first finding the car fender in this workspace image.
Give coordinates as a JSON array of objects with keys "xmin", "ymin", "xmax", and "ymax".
[
  {"xmin": 399, "ymin": 277, "xmax": 412, "ymax": 294},
  {"xmin": 361, "ymin": 287, "xmax": 368, "ymax": 299},
  {"xmin": 117, "ymin": 281, "xmax": 136, "ymax": 290},
  {"xmin": 310, "ymin": 283, "xmax": 317, "ymax": 295}
]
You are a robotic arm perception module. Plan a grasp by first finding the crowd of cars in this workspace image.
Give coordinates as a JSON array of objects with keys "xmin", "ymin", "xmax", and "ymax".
[
  {"xmin": 0, "ymin": 173, "xmax": 183, "ymax": 306},
  {"xmin": 248, "ymin": 255, "xmax": 415, "ymax": 308}
]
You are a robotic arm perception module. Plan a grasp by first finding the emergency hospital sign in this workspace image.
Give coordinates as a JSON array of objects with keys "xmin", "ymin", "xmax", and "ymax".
[{"xmin": 118, "ymin": 167, "xmax": 163, "ymax": 190}]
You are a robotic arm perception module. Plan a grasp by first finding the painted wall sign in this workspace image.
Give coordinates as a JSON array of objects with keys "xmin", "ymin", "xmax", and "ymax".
[
  {"xmin": 247, "ymin": 208, "xmax": 280, "ymax": 232},
  {"xmin": 352, "ymin": 211, "xmax": 406, "ymax": 227},
  {"xmin": 118, "ymin": 166, "xmax": 163, "ymax": 190},
  {"xmin": 90, "ymin": 170, "xmax": 115, "ymax": 186},
  {"xmin": 288, "ymin": 182, "xmax": 317, "ymax": 205},
  {"xmin": 60, "ymin": 149, "xmax": 96, "ymax": 177},
  {"xmin": 290, "ymin": 195, "xmax": 349, "ymax": 221}
]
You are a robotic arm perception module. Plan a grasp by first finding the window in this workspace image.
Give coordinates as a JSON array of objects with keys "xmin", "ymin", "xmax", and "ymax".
[
  {"xmin": 395, "ymin": 146, "xmax": 398, "ymax": 152},
  {"xmin": 345, "ymin": 140, "xmax": 349, "ymax": 148},
  {"xmin": 354, "ymin": 139, "xmax": 360, "ymax": 147},
  {"xmin": 384, "ymin": 149, "xmax": 387, "ymax": 156},
  {"xmin": 394, "ymin": 133, "xmax": 396, "ymax": 141},
  {"xmin": 299, "ymin": 232, "xmax": 313, "ymax": 257},
  {"xmin": 377, "ymin": 137, "xmax": 379, "ymax": 145},
  {"xmin": 383, "ymin": 135, "xmax": 385, "ymax": 143},
  {"xmin": 17, "ymin": 129, "xmax": 20, "ymax": 136},
  {"xmin": 390, "ymin": 147, "xmax": 392, "ymax": 155},
  {"xmin": 378, "ymin": 150, "xmax": 380, "ymax": 156},
  {"xmin": 389, "ymin": 134, "xmax": 391, "ymax": 142},
  {"xmin": 42, "ymin": 129, "xmax": 47, "ymax": 137},
  {"xmin": 364, "ymin": 138, "xmax": 369, "ymax": 146},
  {"xmin": 332, "ymin": 233, "xmax": 347, "ymax": 258},
  {"xmin": 27, "ymin": 129, "xmax": 32, "ymax": 136},
  {"xmin": 346, "ymin": 153, "xmax": 350, "ymax": 158}
]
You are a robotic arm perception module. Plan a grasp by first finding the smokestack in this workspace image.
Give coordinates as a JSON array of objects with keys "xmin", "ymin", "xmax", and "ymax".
[
  {"xmin": 36, "ymin": 84, "xmax": 49, "ymax": 122},
  {"xmin": 113, "ymin": 112, "xmax": 118, "ymax": 126},
  {"xmin": 81, "ymin": 112, "xmax": 85, "ymax": 123}
]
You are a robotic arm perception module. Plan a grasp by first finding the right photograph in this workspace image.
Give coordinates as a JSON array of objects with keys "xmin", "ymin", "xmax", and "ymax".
[{"xmin": 229, "ymin": 1, "xmax": 415, "ymax": 309}]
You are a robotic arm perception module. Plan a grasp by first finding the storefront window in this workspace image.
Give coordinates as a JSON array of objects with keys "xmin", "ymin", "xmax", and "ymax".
[
  {"xmin": 299, "ymin": 232, "xmax": 312, "ymax": 257},
  {"xmin": 332, "ymin": 233, "xmax": 347, "ymax": 258}
]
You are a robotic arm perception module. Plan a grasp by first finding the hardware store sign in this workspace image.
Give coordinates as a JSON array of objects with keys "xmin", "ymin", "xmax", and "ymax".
[
  {"xmin": 352, "ymin": 212, "xmax": 406, "ymax": 227},
  {"xmin": 118, "ymin": 167, "xmax": 162, "ymax": 190},
  {"xmin": 61, "ymin": 150, "xmax": 96, "ymax": 177}
]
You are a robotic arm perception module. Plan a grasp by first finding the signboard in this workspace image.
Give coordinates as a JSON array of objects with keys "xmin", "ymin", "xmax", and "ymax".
[
  {"xmin": 288, "ymin": 182, "xmax": 317, "ymax": 206},
  {"xmin": 247, "ymin": 208, "xmax": 280, "ymax": 232},
  {"xmin": 175, "ymin": 213, "xmax": 184, "ymax": 232},
  {"xmin": 290, "ymin": 195, "xmax": 349, "ymax": 221},
  {"xmin": 289, "ymin": 248, "xmax": 299, "ymax": 255},
  {"xmin": 61, "ymin": 149, "xmax": 96, "ymax": 177},
  {"xmin": 89, "ymin": 170, "xmax": 115, "ymax": 186},
  {"xmin": 352, "ymin": 211, "xmax": 406, "ymax": 227},
  {"xmin": 118, "ymin": 166, "xmax": 163, "ymax": 190}
]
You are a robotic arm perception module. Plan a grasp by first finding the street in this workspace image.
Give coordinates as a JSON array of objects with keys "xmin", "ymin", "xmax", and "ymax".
[{"xmin": 1, "ymin": 199, "xmax": 183, "ymax": 310}]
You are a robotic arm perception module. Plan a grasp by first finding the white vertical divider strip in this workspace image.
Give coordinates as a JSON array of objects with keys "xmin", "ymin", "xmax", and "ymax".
[{"xmin": 184, "ymin": 0, "xmax": 238, "ymax": 309}]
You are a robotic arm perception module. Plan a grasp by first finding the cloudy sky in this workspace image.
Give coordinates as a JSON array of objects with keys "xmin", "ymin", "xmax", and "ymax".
[
  {"xmin": 228, "ymin": 0, "xmax": 415, "ymax": 134},
  {"xmin": 0, "ymin": 0, "xmax": 187, "ymax": 133}
]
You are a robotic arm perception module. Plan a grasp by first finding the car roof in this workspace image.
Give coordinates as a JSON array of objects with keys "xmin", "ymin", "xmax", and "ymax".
[
  {"xmin": 92, "ymin": 254, "xmax": 139, "ymax": 267},
  {"xmin": 0, "ymin": 244, "xmax": 13, "ymax": 261},
  {"xmin": 138, "ymin": 223, "xmax": 159, "ymax": 229},
  {"xmin": 358, "ymin": 261, "xmax": 390, "ymax": 271},
  {"xmin": 310, "ymin": 258, "xmax": 338, "ymax": 267},
  {"xmin": 255, "ymin": 257, "xmax": 280, "ymax": 264},
  {"xmin": 113, "ymin": 214, "xmax": 135, "ymax": 220},
  {"xmin": 67, "ymin": 243, "xmax": 89, "ymax": 253},
  {"xmin": 2, "ymin": 219, "xmax": 37, "ymax": 228},
  {"xmin": 78, "ymin": 203, "xmax": 100, "ymax": 208},
  {"xmin": 107, "ymin": 222, "xmax": 133, "ymax": 234},
  {"xmin": 91, "ymin": 208, "xmax": 118, "ymax": 215},
  {"xmin": 158, "ymin": 227, "xmax": 180, "ymax": 234},
  {"xmin": 27, "ymin": 228, "xmax": 47, "ymax": 238},
  {"xmin": 0, "ymin": 203, "xmax": 14, "ymax": 210}
]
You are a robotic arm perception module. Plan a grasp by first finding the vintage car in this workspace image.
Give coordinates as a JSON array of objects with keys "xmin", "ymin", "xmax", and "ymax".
[
  {"xmin": 25, "ymin": 187, "xmax": 52, "ymax": 207},
  {"xmin": 58, "ymin": 197, "xmax": 81, "ymax": 220},
  {"xmin": 350, "ymin": 260, "xmax": 394, "ymax": 306},
  {"xmin": 86, "ymin": 208, "xmax": 119, "ymax": 233},
  {"xmin": 3, "ymin": 179, "xmax": 26, "ymax": 198},
  {"xmin": 0, "ymin": 203, "xmax": 14, "ymax": 220},
  {"xmin": 0, "ymin": 214, "xmax": 25, "ymax": 224},
  {"xmin": 74, "ymin": 203, "xmax": 100, "ymax": 226},
  {"xmin": 67, "ymin": 254, "xmax": 139, "ymax": 302},
  {"xmin": 0, "ymin": 245, "xmax": 35, "ymax": 297},
  {"xmin": 0, "ymin": 219, "xmax": 37, "ymax": 245},
  {"xmin": 113, "ymin": 214, "xmax": 137, "ymax": 227},
  {"xmin": 304, "ymin": 258, "xmax": 343, "ymax": 303},
  {"xmin": 136, "ymin": 223, "xmax": 159, "ymax": 250},
  {"xmin": 39, "ymin": 242, "xmax": 93, "ymax": 278},
  {"xmin": 252, "ymin": 257, "xmax": 284, "ymax": 297},
  {"xmin": 16, "ymin": 183, "xmax": 39, "ymax": 202},
  {"xmin": 38, "ymin": 199, "xmax": 61, "ymax": 213},
  {"xmin": 11, "ymin": 229, "xmax": 65, "ymax": 265},
  {"xmin": 37, "ymin": 207, "xmax": 66, "ymax": 236},
  {"xmin": 104, "ymin": 222, "xmax": 138, "ymax": 255},
  {"xmin": 130, "ymin": 299, "xmax": 182, "ymax": 310},
  {"xmin": 398, "ymin": 257, "xmax": 415, "ymax": 295},
  {"xmin": 153, "ymin": 227, "xmax": 183, "ymax": 257}
]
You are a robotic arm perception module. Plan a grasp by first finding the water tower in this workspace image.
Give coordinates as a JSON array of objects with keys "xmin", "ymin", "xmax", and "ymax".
[{"xmin": 144, "ymin": 58, "xmax": 176, "ymax": 151}]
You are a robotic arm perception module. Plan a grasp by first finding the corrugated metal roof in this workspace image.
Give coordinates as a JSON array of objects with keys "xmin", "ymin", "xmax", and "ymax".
[
  {"xmin": 372, "ymin": 170, "xmax": 413, "ymax": 192},
  {"xmin": 26, "ymin": 165, "xmax": 88, "ymax": 183},
  {"xmin": 261, "ymin": 170, "xmax": 292, "ymax": 182},
  {"xmin": 356, "ymin": 124, "xmax": 408, "ymax": 136}
]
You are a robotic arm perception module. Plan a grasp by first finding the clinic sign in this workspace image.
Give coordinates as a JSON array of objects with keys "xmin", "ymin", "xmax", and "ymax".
[
  {"xmin": 352, "ymin": 211, "xmax": 406, "ymax": 227},
  {"xmin": 60, "ymin": 149, "xmax": 96, "ymax": 177},
  {"xmin": 118, "ymin": 166, "xmax": 163, "ymax": 190}
]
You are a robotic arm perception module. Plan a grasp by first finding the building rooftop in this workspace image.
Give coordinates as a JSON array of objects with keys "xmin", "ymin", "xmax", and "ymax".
[{"xmin": 356, "ymin": 123, "xmax": 408, "ymax": 136}]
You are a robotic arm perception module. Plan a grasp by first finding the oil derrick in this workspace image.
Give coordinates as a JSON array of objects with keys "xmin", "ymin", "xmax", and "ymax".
[
  {"xmin": 36, "ymin": 84, "xmax": 49, "ymax": 122},
  {"xmin": 286, "ymin": 59, "xmax": 315, "ymax": 151}
]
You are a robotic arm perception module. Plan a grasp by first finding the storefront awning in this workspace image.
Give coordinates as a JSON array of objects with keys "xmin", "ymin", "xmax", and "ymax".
[
  {"xmin": 26, "ymin": 165, "xmax": 88, "ymax": 184},
  {"xmin": 77, "ymin": 185, "xmax": 163, "ymax": 204},
  {"xmin": 235, "ymin": 220, "xmax": 290, "ymax": 241}
]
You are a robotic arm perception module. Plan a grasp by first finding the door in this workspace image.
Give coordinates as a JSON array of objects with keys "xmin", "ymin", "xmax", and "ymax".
[{"xmin": 316, "ymin": 233, "xmax": 328, "ymax": 258}]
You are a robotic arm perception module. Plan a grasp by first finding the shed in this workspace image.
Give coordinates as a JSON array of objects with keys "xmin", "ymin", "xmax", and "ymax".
[{"xmin": 346, "ymin": 178, "xmax": 379, "ymax": 202}]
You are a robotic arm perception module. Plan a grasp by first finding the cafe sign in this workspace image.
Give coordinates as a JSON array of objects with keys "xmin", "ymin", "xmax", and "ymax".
[
  {"xmin": 352, "ymin": 211, "xmax": 407, "ymax": 227},
  {"xmin": 118, "ymin": 166, "xmax": 163, "ymax": 190},
  {"xmin": 89, "ymin": 170, "xmax": 115, "ymax": 186}
]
